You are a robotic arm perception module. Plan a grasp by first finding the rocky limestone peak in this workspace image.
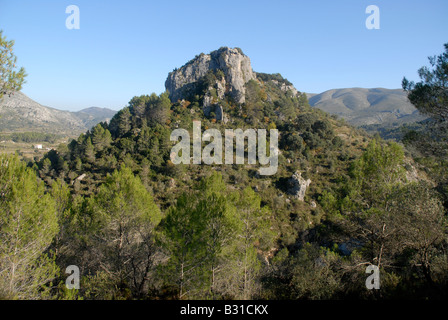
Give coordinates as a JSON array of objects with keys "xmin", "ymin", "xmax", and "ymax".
[{"xmin": 165, "ymin": 47, "xmax": 256, "ymax": 105}]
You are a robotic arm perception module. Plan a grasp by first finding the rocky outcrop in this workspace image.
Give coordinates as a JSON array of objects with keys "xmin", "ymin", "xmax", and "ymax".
[
  {"xmin": 270, "ymin": 79, "xmax": 300, "ymax": 97},
  {"xmin": 288, "ymin": 171, "xmax": 311, "ymax": 201},
  {"xmin": 165, "ymin": 47, "xmax": 256, "ymax": 105},
  {"xmin": 215, "ymin": 105, "xmax": 229, "ymax": 123}
]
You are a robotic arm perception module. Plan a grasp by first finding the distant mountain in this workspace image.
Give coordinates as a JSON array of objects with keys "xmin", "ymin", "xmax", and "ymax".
[
  {"xmin": 0, "ymin": 92, "xmax": 116, "ymax": 135},
  {"xmin": 76, "ymin": 107, "xmax": 117, "ymax": 119},
  {"xmin": 307, "ymin": 88, "xmax": 426, "ymax": 128},
  {"xmin": 74, "ymin": 107, "xmax": 117, "ymax": 130}
]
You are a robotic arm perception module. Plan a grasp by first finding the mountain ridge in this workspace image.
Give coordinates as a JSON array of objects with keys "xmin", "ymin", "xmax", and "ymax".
[
  {"xmin": 0, "ymin": 91, "xmax": 117, "ymax": 135},
  {"xmin": 307, "ymin": 87, "xmax": 426, "ymax": 128}
]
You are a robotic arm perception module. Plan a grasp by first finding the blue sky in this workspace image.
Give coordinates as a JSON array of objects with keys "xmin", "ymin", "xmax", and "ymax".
[{"xmin": 0, "ymin": 0, "xmax": 447, "ymax": 111}]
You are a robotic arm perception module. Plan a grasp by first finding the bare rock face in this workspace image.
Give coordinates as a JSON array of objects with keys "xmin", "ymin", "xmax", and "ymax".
[
  {"xmin": 270, "ymin": 79, "xmax": 300, "ymax": 97},
  {"xmin": 165, "ymin": 47, "xmax": 256, "ymax": 105},
  {"xmin": 288, "ymin": 171, "xmax": 311, "ymax": 201},
  {"xmin": 215, "ymin": 105, "xmax": 224, "ymax": 121}
]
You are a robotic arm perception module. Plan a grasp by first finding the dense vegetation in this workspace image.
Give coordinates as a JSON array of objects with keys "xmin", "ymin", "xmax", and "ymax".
[
  {"xmin": 0, "ymin": 132, "xmax": 62, "ymax": 144},
  {"xmin": 1, "ymin": 44, "xmax": 447, "ymax": 300}
]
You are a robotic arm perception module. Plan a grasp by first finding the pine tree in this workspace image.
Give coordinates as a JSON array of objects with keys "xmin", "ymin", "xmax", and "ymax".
[
  {"xmin": 0, "ymin": 154, "xmax": 59, "ymax": 299},
  {"xmin": 84, "ymin": 137, "xmax": 95, "ymax": 163},
  {"xmin": 50, "ymin": 179, "xmax": 72, "ymax": 263},
  {"xmin": 219, "ymin": 187, "xmax": 274, "ymax": 299},
  {"xmin": 148, "ymin": 92, "xmax": 171, "ymax": 125},
  {"xmin": 118, "ymin": 107, "xmax": 132, "ymax": 136},
  {"xmin": 91, "ymin": 123, "xmax": 112, "ymax": 152},
  {"xmin": 197, "ymin": 183, "xmax": 236, "ymax": 298},
  {"xmin": 0, "ymin": 30, "xmax": 27, "ymax": 97},
  {"xmin": 161, "ymin": 193, "xmax": 206, "ymax": 299},
  {"xmin": 350, "ymin": 138, "xmax": 406, "ymax": 207},
  {"xmin": 402, "ymin": 43, "xmax": 448, "ymax": 122},
  {"xmin": 161, "ymin": 172, "xmax": 238, "ymax": 299},
  {"xmin": 90, "ymin": 166, "xmax": 161, "ymax": 298}
]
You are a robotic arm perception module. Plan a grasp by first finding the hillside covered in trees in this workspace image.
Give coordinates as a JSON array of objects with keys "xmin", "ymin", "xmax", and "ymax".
[{"xmin": 1, "ymin": 46, "xmax": 447, "ymax": 300}]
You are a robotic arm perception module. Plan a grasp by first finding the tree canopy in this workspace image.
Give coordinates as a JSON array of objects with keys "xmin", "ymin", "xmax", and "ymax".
[
  {"xmin": 402, "ymin": 43, "xmax": 448, "ymax": 122},
  {"xmin": 0, "ymin": 30, "xmax": 27, "ymax": 98}
]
